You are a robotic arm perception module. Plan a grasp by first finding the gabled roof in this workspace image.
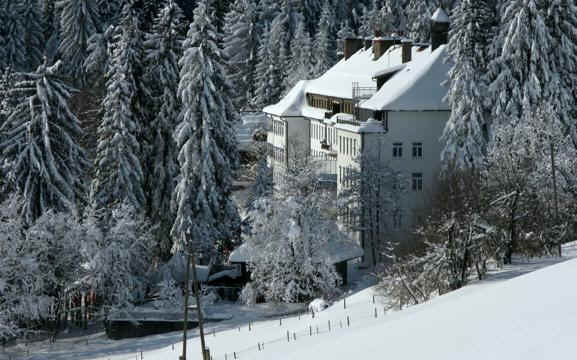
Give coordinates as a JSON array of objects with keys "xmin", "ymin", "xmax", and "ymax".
[
  {"xmin": 360, "ymin": 45, "xmax": 451, "ymax": 111},
  {"xmin": 263, "ymin": 80, "xmax": 309, "ymax": 117},
  {"xmin": 431, "ymin": 7, "xmax": 450, "ymax": 23},
  {"xmin": 305, "ymin": 44, "xmax": 430, "ymax": 99}
]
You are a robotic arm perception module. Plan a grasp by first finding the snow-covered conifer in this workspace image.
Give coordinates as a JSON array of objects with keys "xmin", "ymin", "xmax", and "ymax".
[
  {"xmin": 313, "ymin": 3, "xmax": 337, "ymax": 77},
  {"xmin": 17, "ymin": 0, "xmax": 45, "ymax": 71},
  {"xmin": 336, "ymin": 21, "xmax": 355, "ymax": 60},
  {"xmin": 57, "ymin": 0, "xmax": 101, "ymax": 84},
  {"xmin": 85, "ymin": 24, "xmax": 116, "ymax": 84},
  {"xmin": 253, "ymin": 24, "xmax": 282, "ymax": 108},
  {"xmin": 172, "ymin": 0, "xmax": 240, "ymax": 259},
  {"xmin": 0, "ymin": 3, "xmax": 26, "ymax": 71},
  {"xmin": 488, "ymin": 0, "xmax": 553, "ymax": 129},
  {"xmin": 285, "ymin": 19, "xmax": 315, "ymax": 90},
  {"xmin": 223, "ymin": 0, "xmax": 260, "ymax": 109},
  {"xmin": 0, "ymin": 61, "xmax": 88, "ymax": 223},
  {"xmin": 406, "ymin": 0, "xmax": 435, "ymax": 42},
  {"xmin": 379, "ymin": 0, "xmax": 408, "ymax": 35},
  {"xmin": 143, "ymin": 0, "xmax": 184, "ymax": 259},
  {"xmin": 442, "ymin": 0, "xmax": 496, "ymax": 169},
  {"xmin": 92, "ymin": 2, "xmax": 147, "ymax": 212},
  {"xmin": 544, "ymin": 0, "xmax": 577, "ymax": 147}
]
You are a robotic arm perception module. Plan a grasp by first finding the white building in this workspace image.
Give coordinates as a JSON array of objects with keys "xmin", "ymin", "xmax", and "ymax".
[{"xmin": 263, "ymin": 9, "xmax": 452, "ymax": 266}]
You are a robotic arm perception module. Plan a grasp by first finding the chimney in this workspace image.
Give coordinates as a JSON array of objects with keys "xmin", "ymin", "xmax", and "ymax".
[
  {"xmin": 431, "ymin": 7, "xmax": 450, "ymax": 51},
  {"xmin": 373, "ymin": 36, "xmax": 400, "ymax": 61},
  {"xmin": 344, "ymin": 38, "xmax": 363, "ymax": 61},
  {"xmin": 402, "ymin": 40, "xmax": 412, "ymax": 63}
]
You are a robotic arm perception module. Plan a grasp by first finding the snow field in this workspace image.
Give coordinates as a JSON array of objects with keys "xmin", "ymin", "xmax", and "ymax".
[{"xmin": 87, "ymin": 256, "xmax": 577, "ymax": 360}]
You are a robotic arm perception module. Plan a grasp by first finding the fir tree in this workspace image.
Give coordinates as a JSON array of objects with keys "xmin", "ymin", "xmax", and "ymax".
[
  {"xmin": 488, "ymin": 0, "xmax": 553, "ymax": 129},
  {"xmin": 223, "ymin": 0, "xmax": 260, "ymax": 109},
  {"xmin": 18, "ymin": 0, "xmax": 45, "ymax": 71},
  {"xmin": 285, "ymin": 19, "xmax": 314, "ymax": 90},
  {"xmin": 442, "ymin": 0, "xmax": 496, "ymax": 169},
  {"xmin": 253, "ymin": 24, "xmax": 282, "ymax": 108},
  {"xmin": 336, "ymin": 21, "xmax": 355, "ymax": 60},
  {"xmin": 545, "ymin": 0, "xmax": 577, "ymax": 148},
  {"xmin": 57, "ymin": 0, "xmax": 102, "ymax": 84},
  {"xmin": 406, "ymin": 0, "xmax": 435, "ymax": 42},
  {"xmin": 0, "ymin": 61, "xmax": 89, "ymax": 223},
  {"xmin": 0, "ymin": 3, "xmax": 26, "ymax": 71},
  {"xmin": 172, "ymin": 0, "xmax": 240, "ymax": 259},
  {"xmin": 143, "ymin": 0, "xmax": 184, "ymax": 260},
  {"xmin": 313, "ymin": 3, "xmax": 337, "ymax": 76},
  {"xmin": 91, "ymin": 2, "xmax": 147, "ymax": 212}
]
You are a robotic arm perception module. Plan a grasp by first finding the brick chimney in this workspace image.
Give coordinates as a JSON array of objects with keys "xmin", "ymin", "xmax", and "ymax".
[
  {"xmin": 372, "ymin": 32, "xmax": 401, "ymax": 61},
  {"xmin": 431, "ymin": 7, "xmax": 450, "ymax": 51},
  {"xmin": 402, "ymin": 40, "xmax": 412, "ymax": 63},
  {"xmin": 344, "ymin": 38, "xmax": 363, "ymax": 61}
]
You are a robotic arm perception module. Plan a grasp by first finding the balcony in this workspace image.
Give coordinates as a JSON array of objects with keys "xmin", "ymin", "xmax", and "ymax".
[{"xmin": 336, "ymin": 116, "xmax": 361, "ymax": 127}]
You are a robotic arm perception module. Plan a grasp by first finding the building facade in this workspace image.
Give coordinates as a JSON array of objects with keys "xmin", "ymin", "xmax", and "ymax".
[{"xmin": 263, "ymin": 9, "xmax": 452, "ymax": 266}]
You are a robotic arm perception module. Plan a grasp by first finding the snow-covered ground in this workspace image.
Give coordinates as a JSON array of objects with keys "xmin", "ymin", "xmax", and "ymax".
[{"xmin": 7, "ymin": 242, "xmax": 577, "ymax": 360}]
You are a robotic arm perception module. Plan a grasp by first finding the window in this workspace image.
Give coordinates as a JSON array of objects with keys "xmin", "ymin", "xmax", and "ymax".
[
  {"xmin": 412, "ymin": 142, "xmax": 422, "ymax": 158},
  {"xmin": 393, "ymin": 142, "xmax": 403, "ymax": 158},
  {"xmin": 412, "ymin": 173, "xmax": 423, "ymax": 191}
]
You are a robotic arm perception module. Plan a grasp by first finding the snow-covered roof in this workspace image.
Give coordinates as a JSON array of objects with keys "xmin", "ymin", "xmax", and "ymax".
[
  {"xmin": 360, "ymin": 45, "xmax": 451, "ymax": 111},
  {"xmin": 431, "ymin": 7, "xmax": 450, "ymax": 23},
  {"xmin": 305, "ymin": 45, "xmax": 430, "ymax": 99},
  {"xmin": 263, "ymin": 80, "xmax": 309, "ymax": 116},
  {"xmin": 323, "ymin": 239, "xmax": 364, "ymax": 264},
  {"xmin": 358, "ymin": 118, "xmax": 386, "ymax": 133},
  {"xmin": 229, "ymin": 243, "xmax": 252, "ymax": 263},
  {"xmin": 228, "ymin": 239, "xmax": 363, "ymax": 264}
]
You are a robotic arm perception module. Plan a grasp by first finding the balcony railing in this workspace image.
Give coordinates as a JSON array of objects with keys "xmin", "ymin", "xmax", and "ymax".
[{"xmin": 336, "ymin": 116, "xmax": 361, "ymax": 127}]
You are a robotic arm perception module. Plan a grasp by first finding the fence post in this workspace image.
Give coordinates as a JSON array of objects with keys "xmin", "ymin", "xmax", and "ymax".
[
  {"xmin": 347, "ymin": 316, "xmax": 350, "ymax": 327},
  {"xmin": 372, "ymin": 295, "xmax": 375, "ymax": 304},
  {"xmin": 279, "ymin": 317, "xmax": 282, "ymax": 326},
  {"xmin": 328, "ymin": 320, "xmax": 331, "ymax": 332},
  {"xmin": 249, "ymin": 322, "xmax": 251, "ymax": 331},
  {"xmin": 344, "ymin": 297, "xmax": 346, "ymax": 309},
  {"xmin": 287, "ymin": 330, "xmax": 290, "ymax": 342},
  {"xmin": 374, "ymin": 308, "xmax": 377, "ymax": 318},
  {"xmin": 293, "ymin": 332, "xmax": 296, "ymax": 341},
  {"xmin": 309, "ymin": 325, "xmax": 312, "ymax": 336}
]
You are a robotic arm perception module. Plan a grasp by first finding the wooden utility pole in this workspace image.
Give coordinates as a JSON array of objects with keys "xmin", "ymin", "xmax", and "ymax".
[
  {"xmin": 550, "ymin": 138, "xmax": 561, "ymax": 257},
  {"xmin": 181, "ymin": 254, "xmax": 191, "ymax": 360},
  {"xmin": 191, "ymin": 254, "xmax": 209, "ymax": 360}
]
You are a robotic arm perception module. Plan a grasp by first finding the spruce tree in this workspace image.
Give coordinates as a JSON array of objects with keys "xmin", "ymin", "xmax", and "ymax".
[
  {"xmin": 57, "ymin": 0, "xmax": 102, "ymax": 85},
  {"xmin": 0, "ymin": 3, "xmax": 26, "ymax": 71},
  {"xmin": 285, "ymin": 19, "xmax": 314, "ymax": 90},
  {"xmin": 488, "ymin": 0, "xmax": 553, "ymax": 129},
  {"xmin": 172, "ymin": 0, "xmax": 240, "ymax": 259},
  {"xmin": 442, "ymin": 0, "xmax": 496, "ymax": 169},
  {"xmin": 18, "ymin": 0, "xmax": 45, "ymax": 71},
  {"xmin": 0, "ymin": 61, "xmax": 89, "ymax": 223},
  {"xmin": 223, "ymin": 0, "xmax": 260, "ymax": 109},
  {"xmin": 91, "ymin": 2, "xmax": 147, "ymax": 211},
  {"xmin": 143, "ymin": 0, "xmax": 184, "ymax": 260},
  {"xmin": 253, "ymin": 24, "xmax": 282, "ymax": 108},
  {"xmin": 313, "ymin": 3, "xmax": 337, "ymax": 76},
  {"xmin": 545, "ymin": 0, "xmax": 577, "ymax": 147}
]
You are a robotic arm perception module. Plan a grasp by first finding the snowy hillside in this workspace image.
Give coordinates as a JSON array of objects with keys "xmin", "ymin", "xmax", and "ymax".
[{"xmin": 24, "ymin": 254, "xmax": 574, "ymax": 360}]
